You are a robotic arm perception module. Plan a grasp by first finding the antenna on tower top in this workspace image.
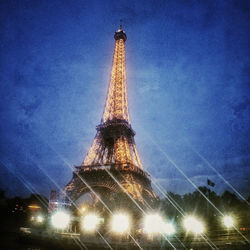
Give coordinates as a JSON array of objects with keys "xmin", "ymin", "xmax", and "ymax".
[{"xmin": 120, "ymin": 19, "xmax": 123, "ymax": 29}]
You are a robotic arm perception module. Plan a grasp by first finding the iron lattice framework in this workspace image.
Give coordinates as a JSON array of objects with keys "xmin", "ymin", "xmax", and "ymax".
[{"xmin": 65, "ymin": 27, "xmax": 157, "ymax": 205}]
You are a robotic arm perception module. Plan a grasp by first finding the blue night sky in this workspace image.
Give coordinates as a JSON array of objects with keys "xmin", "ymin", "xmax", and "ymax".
[{"xmin": 0, "ymin": 0, "xmax": 249, "ymax": 198}]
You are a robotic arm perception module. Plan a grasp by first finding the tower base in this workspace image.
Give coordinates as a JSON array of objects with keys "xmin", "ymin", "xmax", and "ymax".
[{"xmin": 65, "ymin": 165, "xmax": 158, "ymax": 211}]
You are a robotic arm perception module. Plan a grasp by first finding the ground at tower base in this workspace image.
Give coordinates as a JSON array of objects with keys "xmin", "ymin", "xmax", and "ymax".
[{"xmin": 0, "ymin": 188, "xmax": 249, "ymax": 249}]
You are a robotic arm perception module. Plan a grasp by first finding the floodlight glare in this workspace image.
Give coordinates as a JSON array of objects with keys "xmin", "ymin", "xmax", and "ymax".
[
  {"xmin": 82, "ymin": 214, "xmax": 100, "ymax": 231},
  {"xmin": 51, "ymin": 211, "xmax": 70, "ymax": 229},
  {"xmin": 162, "ymin": 222, "xmax": 175, "ymax": 235},
  {"xmin": 144, "ymin": 214, "xmax": 165, "ymax": 234},
  {"xmin": 36, "ymin": 215, "xmax": 44, "ymax": 223},
  {"xmin": 223, "ymin": 215, "xmax": 234, "ymax": 228},
  {"xmin": 183, "ymin": 216, "xmax": 204, "ymax": 234},
  {"xmin": 111, "ymin": 213, "xmax": 130, "ymax": 233},
  {"xmin": 81, "ymin": 207, "xmax": 86, "ymax": 213}
]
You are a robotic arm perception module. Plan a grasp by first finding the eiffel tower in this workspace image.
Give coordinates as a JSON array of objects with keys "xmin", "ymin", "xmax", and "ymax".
[{"xmin": 65, "ymin": 25, "xmax": 157, "ymax": 207}]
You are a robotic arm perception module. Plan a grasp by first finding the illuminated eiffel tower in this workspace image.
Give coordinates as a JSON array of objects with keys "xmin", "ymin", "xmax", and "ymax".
[{"xmin": 65, "ymin": 26, "xmax": 157, "ymax": 206}]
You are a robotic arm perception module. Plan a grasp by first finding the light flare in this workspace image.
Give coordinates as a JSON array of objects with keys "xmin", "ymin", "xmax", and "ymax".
[
  {"xmin": 51, "ymin": 211, "xmax": 70, "ymax": 229},
  {"xmin": 36, "ymin": 215, "xmax": 44, "ymax": 223},
  {"xmin": 162, "ymin": 222, "xmax": 175, "ymax": 235},
  {"xmin": 144, "ymin": 214, "xmax": 164, "ymax": 234},
  {"xmin": 82, "ymin": 214, "xmax": 100, "ymax": 231},
  {"xmin": 111, "ymin": 213, "xmax": 130, "ymax": 233},
  {"xmin": 183, "ymin": 216, "xmax": 205, "ymax": 234},
  {"xmin": 223, "ymin": 215, "xmax": 234, "ymax": 228}
]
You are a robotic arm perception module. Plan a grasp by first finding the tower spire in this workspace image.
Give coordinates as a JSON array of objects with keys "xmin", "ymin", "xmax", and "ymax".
[
  {"xmin": 120, "ymin": 19, "xmax": 123, "ymax": 30},
  {"xmin": 102, "ymin": 25, "xmax": 128, "ymax": 123}
]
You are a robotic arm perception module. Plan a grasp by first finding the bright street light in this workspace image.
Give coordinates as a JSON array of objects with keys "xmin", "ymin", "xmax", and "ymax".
[
  {"xmin": 144, "ymin": 214, "xmax": 165, "ymax": 234},
  {"xmin": 51, "ymin": 211, "xmax": 71, "ymax": 229},
  {"xmin": 183, "ymin": 216, "xmax": 204, "ymax": 234},
  {"xmin": 81, "ymin": 207, "xmax": 86, "ymax": 213},
  {"xmin": 82, "ymin": 214, "xmax": 100, "ymax": 231},
  {"xmin": 162, "ymin": 222, "xmax": 175, "ymax": 235},
  {"xmin": 111, "ymin": 213, "xmax": 130, "ymax": 233},
  {"xmin": 223, "ymin": 215, "xmax": 234, "ymax": 228},
  {"xmin": 36, "ymin": 215, "xmax": 44, "ymax": 223}
]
